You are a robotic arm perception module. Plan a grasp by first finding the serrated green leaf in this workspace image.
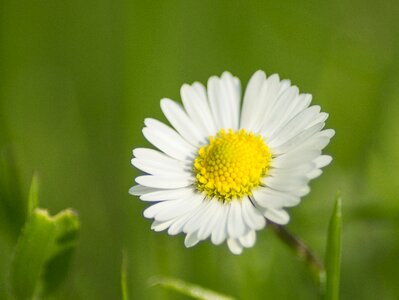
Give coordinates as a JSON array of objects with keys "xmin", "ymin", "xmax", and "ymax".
[
  {"xmin": 27, "ymin": 172, "xmax": 39, "ymax": 217},
  {"xmin": 9, "ymin": 208, "xmax": 80, "ymax": 299},
  {"xmin": 149, "ymin": 276, "xmax": 235, "ymax": 300},
  {"xmin": 42, "ymin": 209, "xmax": 80, "ymax": 296},
  {"xmin": 325, "ymin": 194, "xmax": 343, "ymax": 300}
]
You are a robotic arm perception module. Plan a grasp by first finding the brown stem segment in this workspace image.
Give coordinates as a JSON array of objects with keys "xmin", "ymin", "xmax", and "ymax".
[{"xmin": 269, "ymin": 222, "xmax": 326, "ymax": 288}]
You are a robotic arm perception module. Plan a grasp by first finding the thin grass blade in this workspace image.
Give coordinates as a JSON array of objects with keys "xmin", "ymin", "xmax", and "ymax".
[
  {"xmin": 27, "ymin": 172, "xmax": 39, "ymax": 217},
  {"xmin": 325, "ymin": 194, "xmax": 343, "ymax": 300},
  {"xmin": 121, "ymin": 250, "xmax": 129, "ymax": 300},
  {"xmin": 149, "ymin": 276, "xmax": 235, "ymax": 300}
]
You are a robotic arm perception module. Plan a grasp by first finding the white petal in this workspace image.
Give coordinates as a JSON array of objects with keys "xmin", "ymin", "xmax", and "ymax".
[
  {"xmin": 180, "ymin": 84, "xmax": 217, "ymax": 136},
  {"xmin": 160, "ymin": 98, "xmax": 206, "ymax": 146},
  {"xmin": 295, "ymin": 93, "xmax": 313, "ymax": 113},
  {"xmin": 278, "ymin": 79, "xmax": 292, "ymax": 95},
  {"xmin": 298, "ymin": 148, "xmax": 332, "ymax": 181},
  {"xmin": 207, "ymin": 72, "xmax": 241, "ymax": 130},
  {"xmin": 183, "ymin": 200, "xmax": 213, "ymax": 233},
  {"xmin": 220, "ymin": 72, "xmax": 241, "ymax": 129},
  {"xmin": 239, "ymin": 230, "xmax": 256, "ymax": 248},
  {"xmin": 271, "ymin": 149, "xmax": 321, "ymax": 169},
  {"xmin": 307, "ymin": 169, "xmax": 323, "ymax": 179},
  {"xmin": 144, "ymin": 193, "xmax": 202, "ymax": 221},
  {"xmin": 227, "ymin": 200, "xmax": 247, "ymax": 238},
  {"xmin": 143, "ymin": 200, "xmax": 176, "ymax": 219},
  {"xmin": 227, "ymin": 238, "xmax": 243, "ymax": 255},
  {"xmin": 277, "ymin": 93, "xmax": 313, "ymax": 131},
  {"xmin": 314, "ymin": 155, "xmax": 333, "ymax": 168},
  {"xmin": 270, "ymin": 122, "xmax": 325, "ymax": 154},
  {"xmin": 167, "ymin": 213, "xmax": 193, "ymax": 235},
  {"xmin": 253, "ymin": 187, "xmax": 300, "ymax": 208},
  {"xmin": 192, "ymin": 82, "xmax": 207, "ymax": 100},
  {"xmin": 241, "ymin": 199, "xmax": 266, "ymax": 230},
  {"xmin": 320, "ymin": 129, "xmax": 335, "ymax": 139},
  {"xmin": 250, "ymin": 74, "xmax": 283, "ymax": 132},
  {"xmin": 211, "ymin": 204, "xmax": 229, "ymax": 245},
  {"xmin": 240, "ymin": 70, "xmax": 266, "ymax": 129},
  {"xmin": 133, "ymin": 148, "xmax": 188, "ymax": 167},
  {"xmin": 273, "ymin": 85, "xmax": 301, "ymax": 125},
  {"xmin": 269, "ymin": 163, "xmax": 315, "ymax": 177},
  {"xmin": 196, "ymin": 200, "xmax": 221, "ymax": 240},
  {"xmin": 260, "ymin": 85, "xmax": 299, "ymax": 135},
  {"xmin": 140, "ymin": 187, "xmax": 194, "ymax": 201},
  {"xmin": 163, "ymin": 194, "xmax": 205, "ymax": 235},
  {"xmin": 263, "ymin": 175, "xmax": 309, "ymax": 192},
  {"xmin": 135, "ymin": 175, "xmax": 193, "ymax": 189},
  {"xmin": 143, "ymin": 118, "xmax": 196, "ymax": 161},
  {"xmin": 207, "ymin": 76, "xmax": 227, "ymax": 130},
  {"xmin": 264, "ymin": 208, "xmax": 290, "ymax": 225},
  {"xmin": 307, "ymin": 112, "xmax": 329, "ymax": 128},
  {"xmin": 265, "ymin": 92, "xmax": 313, "ymax": 140},
  {"xmin": 129, "ymin": 185, "xmax": 158, "ymax": 196},
  {"xmin": 151, "ymin": 219, "xmax": 175, "ymax": 232},
  {"xmin": 266, "ymin": 106, "xmax": 322, "ymax": 145},
  {"xmin": 184, "ymin": 232, "xmax": 200, "ymax": 248},
  {"xmin": 292, "ymin": 185, "xmax": 310, "ymax": 197},
  {"xmin": 131, "ymin": 158, "xmax": 190, "ymax": 177},
  {"xmin": 154, "ymin": 196, "xmax": 203, "ymax": 222}
]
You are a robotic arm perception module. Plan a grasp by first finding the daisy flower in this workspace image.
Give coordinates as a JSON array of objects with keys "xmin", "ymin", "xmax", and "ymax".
[{"xmin": 130, "ymin": 71, "xmax": 334, "ymax": 254}]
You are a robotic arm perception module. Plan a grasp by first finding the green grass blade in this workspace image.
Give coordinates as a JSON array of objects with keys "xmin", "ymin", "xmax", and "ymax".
[
  {"xmin": 121, "ymin": 251, "xmax": 129, "ymax": 300},
  {"xmin": 149, "ymin": 276, "xmax": 235, "ymax": 300},
  {"xmin": 325, "ymin": 194, "xmax": 343, "ymax": 300},
  {"xmin": 27, "ymin": 172, "xmax": 39, "ymax": 217},
  {"xmin": 0, "ymin": 147, "xmax": 26, "ymax": 240}
]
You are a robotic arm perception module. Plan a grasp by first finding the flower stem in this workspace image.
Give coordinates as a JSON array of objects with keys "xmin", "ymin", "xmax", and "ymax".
[{"xmin": 269, "ymin": 222, "xmax": 326, "ymax": 290}]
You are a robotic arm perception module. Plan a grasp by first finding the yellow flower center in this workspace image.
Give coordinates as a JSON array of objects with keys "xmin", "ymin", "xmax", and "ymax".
[{"xmin": 194, "ymin": 129, "xmax": 272, "ymax": 202}]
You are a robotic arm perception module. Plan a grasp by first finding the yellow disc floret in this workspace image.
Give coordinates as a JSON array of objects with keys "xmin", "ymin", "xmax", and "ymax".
[{"xmin": 194, "ymin": 129, "xmax": 272, "ymax": 202}]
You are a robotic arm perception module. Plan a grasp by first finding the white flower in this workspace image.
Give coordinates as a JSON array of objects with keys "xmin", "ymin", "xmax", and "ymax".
[{"xmin": 130, "ymin": 71, "xmax": 334, "ymax": 254}]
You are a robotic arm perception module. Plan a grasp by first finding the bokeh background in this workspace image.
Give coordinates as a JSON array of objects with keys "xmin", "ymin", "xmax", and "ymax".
[{"xmin": 1, "ymin": 0, "xmax": 399, "ymax": 299}]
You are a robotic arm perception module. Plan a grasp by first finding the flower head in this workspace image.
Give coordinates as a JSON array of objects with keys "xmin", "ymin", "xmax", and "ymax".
[{"xmin": 130, "ymin": 71, "xmax": 334, "ymax": 254}]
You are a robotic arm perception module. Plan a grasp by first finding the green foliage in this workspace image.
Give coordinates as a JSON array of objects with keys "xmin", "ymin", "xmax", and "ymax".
[
  {"xmin": 325, "ymin": 194, "xmax": 342, "ymax": 300},
  {"xmin": 1, "ymin": 0, "xmax": 399, "ymax": 299},
  {"xmin": 9, "ymin": 208, "xmax": 79, "ymax": 299}
]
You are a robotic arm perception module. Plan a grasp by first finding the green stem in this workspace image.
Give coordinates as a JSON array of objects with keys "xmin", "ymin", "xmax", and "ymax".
[{"xmin": 269, "ymin": 222, "xmax": 326, "ymax": 290}]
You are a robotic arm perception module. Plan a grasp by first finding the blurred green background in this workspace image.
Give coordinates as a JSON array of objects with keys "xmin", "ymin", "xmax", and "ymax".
[{"xmin": 1, "ymin": 0, "xmax": 399, "ymax": 299}]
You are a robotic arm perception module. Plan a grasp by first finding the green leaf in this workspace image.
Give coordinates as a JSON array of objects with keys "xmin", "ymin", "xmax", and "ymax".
[
  {"xmin": 27, "ymin": 172, "xmax": 39, "ymax": 217},
  {"xmin": 9, "ymin": 208, "xmax": 80, "ymax": 299},
  {"xmin": 149, "ymin": 276, "xmax": 235, "ymax": 300},
  {"xmin": 10, "ymin": 209, "xmax": 57, "ymax": 299},
  {"xmin": 325, "ymin": 193, "xmax": 343, "ymax": 300},
  {"xmin": 42, "ymin": 209, "xmax": 80, "ymax": 296}
]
